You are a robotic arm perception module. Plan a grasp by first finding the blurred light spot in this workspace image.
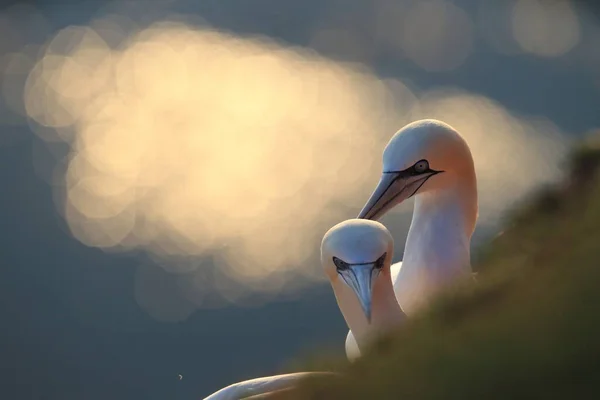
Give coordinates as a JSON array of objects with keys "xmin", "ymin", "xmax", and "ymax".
[
  {"xmin": 401, "ymin": 1, "xmax": 473, "ymax": 72},
  {"xmin": 22, "ymin": 17, "xmax": 570, "ymax": 319},
  {"xmin": 24, "ymin": 21, "xmax": 410, "ymax": 314},
  {"xmin": 512, "ymin": 0, "xmax": 581, "ymax": 57}
]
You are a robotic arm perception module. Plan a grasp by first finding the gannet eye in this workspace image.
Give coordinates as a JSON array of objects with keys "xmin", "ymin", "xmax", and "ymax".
[
  {"xmin": 413, "ymin": 159, "xmax": 429, "ymax": 174},
  {"xmin": 374, "ymin": 252, "xmax": 387, "ymax": 270},
  {"xmin": 332, "ymin": 257, "xmax": 349, "ymax": 271}
]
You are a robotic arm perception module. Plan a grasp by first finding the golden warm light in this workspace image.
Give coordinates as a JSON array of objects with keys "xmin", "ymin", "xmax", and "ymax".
[
  {"xmin": 21, "ymin": 16, "xmax": 568, "ymax": 320},
  {"xmin": 23, "ymin": 21, "xmax": 402, "ymax": 316}
]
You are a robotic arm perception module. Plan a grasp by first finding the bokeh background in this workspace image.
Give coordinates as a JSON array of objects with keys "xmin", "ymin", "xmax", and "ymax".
[{"xmin": 1, "ymin": 0, "xmax": 599, "ymax": 398}]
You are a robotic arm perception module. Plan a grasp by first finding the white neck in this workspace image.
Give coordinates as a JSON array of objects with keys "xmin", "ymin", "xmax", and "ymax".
[
  {"xmin": 332, "ymin": 268, "xmax": 406, "ymax": 352},
  {"xmin": 398, "ymin": 176, "xmax": 478, "ymax": 313}
]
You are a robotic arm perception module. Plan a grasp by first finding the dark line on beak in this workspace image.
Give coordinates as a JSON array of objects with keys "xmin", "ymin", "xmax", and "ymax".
[
  {"xmin": 365, "ymin": 178, "xmax": 411, "ymax": 220},
  {"xmin": 361, "ymin": 170, "xmax": 443, "ymax": 219},
  {"xmin": 361, "ymin": 173, "xmax": 400, "ymax": 219}
]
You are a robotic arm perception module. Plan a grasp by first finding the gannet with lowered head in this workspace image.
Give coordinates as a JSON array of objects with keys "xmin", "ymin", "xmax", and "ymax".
[
  {"xmin": 203, "ymin": 220, "xmax": 406, "ymax": 398},
  {"xmin": 321, "ymin": 219, "xmax": 406, "ymax": 360},
  {"xmin": 358, "ymin": 118, "xmax": 478, "ymax": 314}
]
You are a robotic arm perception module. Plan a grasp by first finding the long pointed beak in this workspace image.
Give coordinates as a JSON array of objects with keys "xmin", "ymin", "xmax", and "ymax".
[
  {"xmin": 338, "ymin": 265, "xmax": 378, "ymax": 322},
  {"xmin": 358, "ymin": 172, "xmax": 437, "ymax": 220}
]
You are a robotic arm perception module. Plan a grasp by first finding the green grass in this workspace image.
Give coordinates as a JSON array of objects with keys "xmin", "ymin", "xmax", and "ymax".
[{"xmin": 271, "ymin": 140, "xmax": 600, "ymax": 399}]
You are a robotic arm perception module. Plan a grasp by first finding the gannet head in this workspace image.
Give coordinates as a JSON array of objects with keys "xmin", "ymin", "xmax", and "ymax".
[
  {"xmin": 358, "ymin": 119, "xmax": 475, "ymax": 220},
  {"xmin": 321, "ymin": 219, "xmax": 394, "ymax": 323}
]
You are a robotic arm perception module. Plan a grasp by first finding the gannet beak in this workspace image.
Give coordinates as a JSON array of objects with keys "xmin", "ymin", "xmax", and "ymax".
[
  {"xmin": 338, "ymin": 264, "xmax": 378, "ymax": 323},
  {"xmin": 358, "ymin": 171, "xmax": 439, "ymax": 220}
]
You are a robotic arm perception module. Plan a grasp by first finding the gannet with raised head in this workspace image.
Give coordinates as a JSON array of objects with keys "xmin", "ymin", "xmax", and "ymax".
[
  {"xmin": 359, "ymin": 118, "xmax": 478, "ymax": 311},
  {"xmin": 344, "ymin": 119, "xmax": 478, "ymax": 354}
]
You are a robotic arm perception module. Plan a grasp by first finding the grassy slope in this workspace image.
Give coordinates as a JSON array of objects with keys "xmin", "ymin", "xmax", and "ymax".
[{"xmin": 273, "ymin": 140, "xmax": 600, "ymax": 399}]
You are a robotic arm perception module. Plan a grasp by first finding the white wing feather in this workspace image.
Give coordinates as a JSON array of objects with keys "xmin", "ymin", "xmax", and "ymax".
[{"xmin": 203, "ymin": 372, "xmax": 338, "ymax": 400}]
